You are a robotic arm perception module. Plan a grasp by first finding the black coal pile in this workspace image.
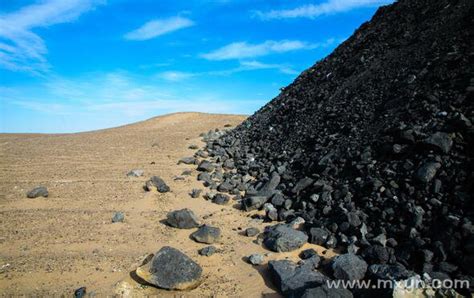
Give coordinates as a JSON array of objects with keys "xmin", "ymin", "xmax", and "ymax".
[{"xmin": 197, "ymin": 0, "xmax": 473, "ymax": 293}]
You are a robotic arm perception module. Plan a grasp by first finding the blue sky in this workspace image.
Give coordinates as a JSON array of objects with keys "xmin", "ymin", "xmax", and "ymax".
[{"xmin": 0, "ymin": 0, "xmax": 393, "ymax": 133}]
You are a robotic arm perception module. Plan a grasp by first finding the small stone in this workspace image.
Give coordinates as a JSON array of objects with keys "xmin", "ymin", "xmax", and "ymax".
[
  {"xmin": 178, "ymin": 157, "xmax": 197, "ymax": 165},
  {"xmin": 26, "ymin": 186, "xmax": 48, "ymax": 198},
  {"xmin": 299, "ymin": 249, "xmax": 318, "ymax": 260},
  {"xmin": 190, "ymin": 189, "xmax": 202, "ymax": 198},
  {"xmin": 74, "ymin": 287, "xmax": 86, "ymax": 298},
  {"xmin": 191, "ymin": 225, "xmax": 221, "ymax": 244},
  {"xmin": 166, "ymin": 209, "xmax": 200, "ymax": 229},
  {"xmin": 112, "ymin": 212, "xmax": 125, "ymax": 223},
  {"xmin": 414, "ymin": 162, "xmax": 441, "ymax": 183},
  {"xmin": 245, "ymin": 227, "xmax": 260, "ymax": 237},
  {"xmin": 127, "ymin": 169, "xmax": 144, "ymax": 177},
  {"xmin": 198, "ymin": 246, "xmax": 216, "ymax": 256},
  {"xmin": 145, "ymin": 176, "xmax": 170, "ymax": 193},
  {"xmin": 197, "ymin": 160, "xmax": 214, "ymax": 172},
  {"xmin": 136, "ymin": 246, "xmax": 202, "ymax": 290},
  {"xmin": 248, "ymin": 253, "xmax": 264, "ymax": 265},
  {"xmin": 212, "ymin": 193, "xmax": 230, "ymax": 205},
  {"xmin": 188, "ymin": 144, "xmax": 199, "ymax": 149}
]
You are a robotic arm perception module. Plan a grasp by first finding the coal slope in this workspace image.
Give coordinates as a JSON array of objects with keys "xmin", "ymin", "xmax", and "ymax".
[{"xmin": 205, "ymin": 0, "xmax": 474, "ymax": 290}]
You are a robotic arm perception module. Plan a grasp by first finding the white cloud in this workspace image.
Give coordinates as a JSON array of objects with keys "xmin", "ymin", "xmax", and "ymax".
[
  {"xmin": 1, "ymin": 72, "xmax": 260, "ymax": 119},
  {"xmin": 254, "ymin": 0, "xmax": 394, "ymax": 20},
  {"xmin": 156, "ymin": 60, "xmax": 299, "ymax": 82},
  {"xmin": 201, "ymin": 39, "xmax": 334, "ymax": 60},
  {"xmin": 157, "ymin": 71, "xmax": 196, "ymax": 81},
  {"xmin": 0, "ymin": 0, "xmax": 104, "ymax": 74},
  {"xmin": 124, "ymin": 16, "xmax": 194, "ymax": 41}
]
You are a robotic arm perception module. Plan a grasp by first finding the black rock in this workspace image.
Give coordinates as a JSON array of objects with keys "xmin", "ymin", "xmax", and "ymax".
[
  {"xmin": 212, "ymin": 193, "xmax": 230, "ymax": 205},
  {"xmin": 309, "ymin": 228, "xmax": 330, "ymax": 246},
  {"xmin": 136, "ymin": 246, "xmax": 202, "ymax": 290},
  {"xmin": 74, "ymin": 287, "xmax": 86, "ymax": 298},
  {"xmin": 197, "ymin": 160, "xmax": 214, "ymax": 172},
  {"xmin": 422, "ymin": 132, "xmax": 453, "ymax": 154},
  {"xmin": 166, "ymin": 209, "xmax": 200, "ymax": 229},
  {"xmin": 331, "ymin": 253, "xmax": 368, "ymax": 281},
  {"xmin": 367, "ymin": 263, "xmax": 414, "ymax": 280},
  {"xmin": 263, "ymin": 224, "xmax": 308, "ymax": 252},
  {"xmin": 414, "ymin": 162, "xmax": 441, "ymax": 183},
  {"xmin": 26, "ymin": 186, "xmax": 48, "ymax": 198},
  {"xmin": 191, "ymin": 225, "xmax": 221, "ymax": 244},
  {"xmin": 198, "ymin": 246, "xmax": 216, "ymax": 256},
  {"xmin": 300, "ymin": 249, "xmax": 318, "ymax": 260},
  {"xmin": 243, "ymin": 195, "xmax": 268, "ymax": 211},
  {"xmin": 190, "ymin": 188, "xmax": 202, "ymax": 198},
  {"xmin": 178, "ymin": 157, "xmax": 197, "ymax": 165},
  {"xmin": 145, "ymin": 176, "xmax": 170, "ymax": 193},
  {"xmin": 268, "ymin": 259, "xmax": 329, "ymax": 297},
  {"xmin": 245, "ymin": 227, "xmax": 260, "ymax": 237},
  {"xmin": 248, "ymin": 253, "xmax": 264, "ymax": 265}
]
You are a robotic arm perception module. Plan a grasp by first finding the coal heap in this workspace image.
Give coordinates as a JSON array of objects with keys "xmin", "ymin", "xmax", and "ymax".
[{"xmin": 200, "ymin": 0, "xmax": 473, "ymax": 290}]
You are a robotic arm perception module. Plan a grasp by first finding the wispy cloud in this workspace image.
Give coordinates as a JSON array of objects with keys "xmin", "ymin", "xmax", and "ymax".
[
  {"xmin": 201, "ymin": 39, "xmax": 335, "ymax": 60},
  {"xmin": 157, "ymin": 70, "xmax": 196, "ymax": 81},
  {"xmin": 253, "ymin": 0, "xmax": 394, "ymax": 20},
  {"xmin": 1, "ymin": 72, "xmax": 262, "ymax": 120},
  {"xmin": 0, "ymin": 0, "xmax": 104, "ymax": 74},
  {"xmin": 156, "ymin": 60, "xmax": 299, "ymax": 82},
  {"xmin": 124, "ymin": 16, "xmax": 194, "ymax": 41}
]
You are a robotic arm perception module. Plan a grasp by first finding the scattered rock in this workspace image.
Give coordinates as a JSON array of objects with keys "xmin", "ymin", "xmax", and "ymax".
[
  {"xmin": 178, "ymin": 157, "xmax": 197, "ymax": 165},
  {"xmin": 197, "ymin": 160, "xmax": 214, "ymax": 172},
  {"xmin": 212, "ymin": 193, "xmax": 230, "ymax": 205},
  {"xmin": 198, "ymin": 246, "xmax": 216, "ymax": 256},
  {"xmin": 300, "ymin": 249, "xmax": 318, "ymax": 260},
  {"xmin": 188, "ymin": 144, "xmax": 199, "ymax": 150},
  {"xmin": 26, "ymin": 186, "xmax": 48, "ymax": 198},
  {"xmin": 74, "ymin": 287, "xmax": 86, "ymax": 298},
  {"xmin": 248, "ymin": 253, "xmax": 264, "ymax": 265},
  {"xmin": 245, "ymin": 227, "xmax": 260, "ymax": 237},
  {"xmin": 264, "ymin": 224, "xmax": 308, "ymax": 252},
  {"xmin": 191, "ymin": 225, "xmax": 221, "ymax": 244},
  {"xmin": 112, "ymin": 212, "xmax": 124, "ymax": 223},
  {"xmin": 136, "ymin": 246, "xmax": 202, "ymax": 290},
  {"xmin": 166, "ymin": 209, "xmax": 200, "ymax": 229},
  {"xmin": 190, "ymin": 188, "xmax": 202, "ymax": 198},
  {"xmin": 126, "ymin": 169, "xmax": 144, "ymax": 177},
  {"xmin": 145, "ymin": 176, "xmax": 170, "ymax": 193}
]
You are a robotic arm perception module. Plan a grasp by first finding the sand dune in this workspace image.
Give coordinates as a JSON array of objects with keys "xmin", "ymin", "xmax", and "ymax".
[{"xmin": 0, "ymin": 112, "xmax": 332, "ymax": 296}]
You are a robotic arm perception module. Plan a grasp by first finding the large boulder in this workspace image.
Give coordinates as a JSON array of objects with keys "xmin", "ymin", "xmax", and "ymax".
[
  {"xmin": 136, "ymin": 246, "xmax": 202, "ymax": 290},
  {"xmin": 264, "ymin": 224, "xmax": 308, "ymax": 252},
  {"xmin": 166, "ymin": 209, "xmax": 200, "ymax": 229}
]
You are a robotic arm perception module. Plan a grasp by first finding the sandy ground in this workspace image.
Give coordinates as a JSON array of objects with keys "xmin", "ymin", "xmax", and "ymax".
[{"xmin": 0, "ymin": 112, "xmax": 334, "ymax": 297}]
